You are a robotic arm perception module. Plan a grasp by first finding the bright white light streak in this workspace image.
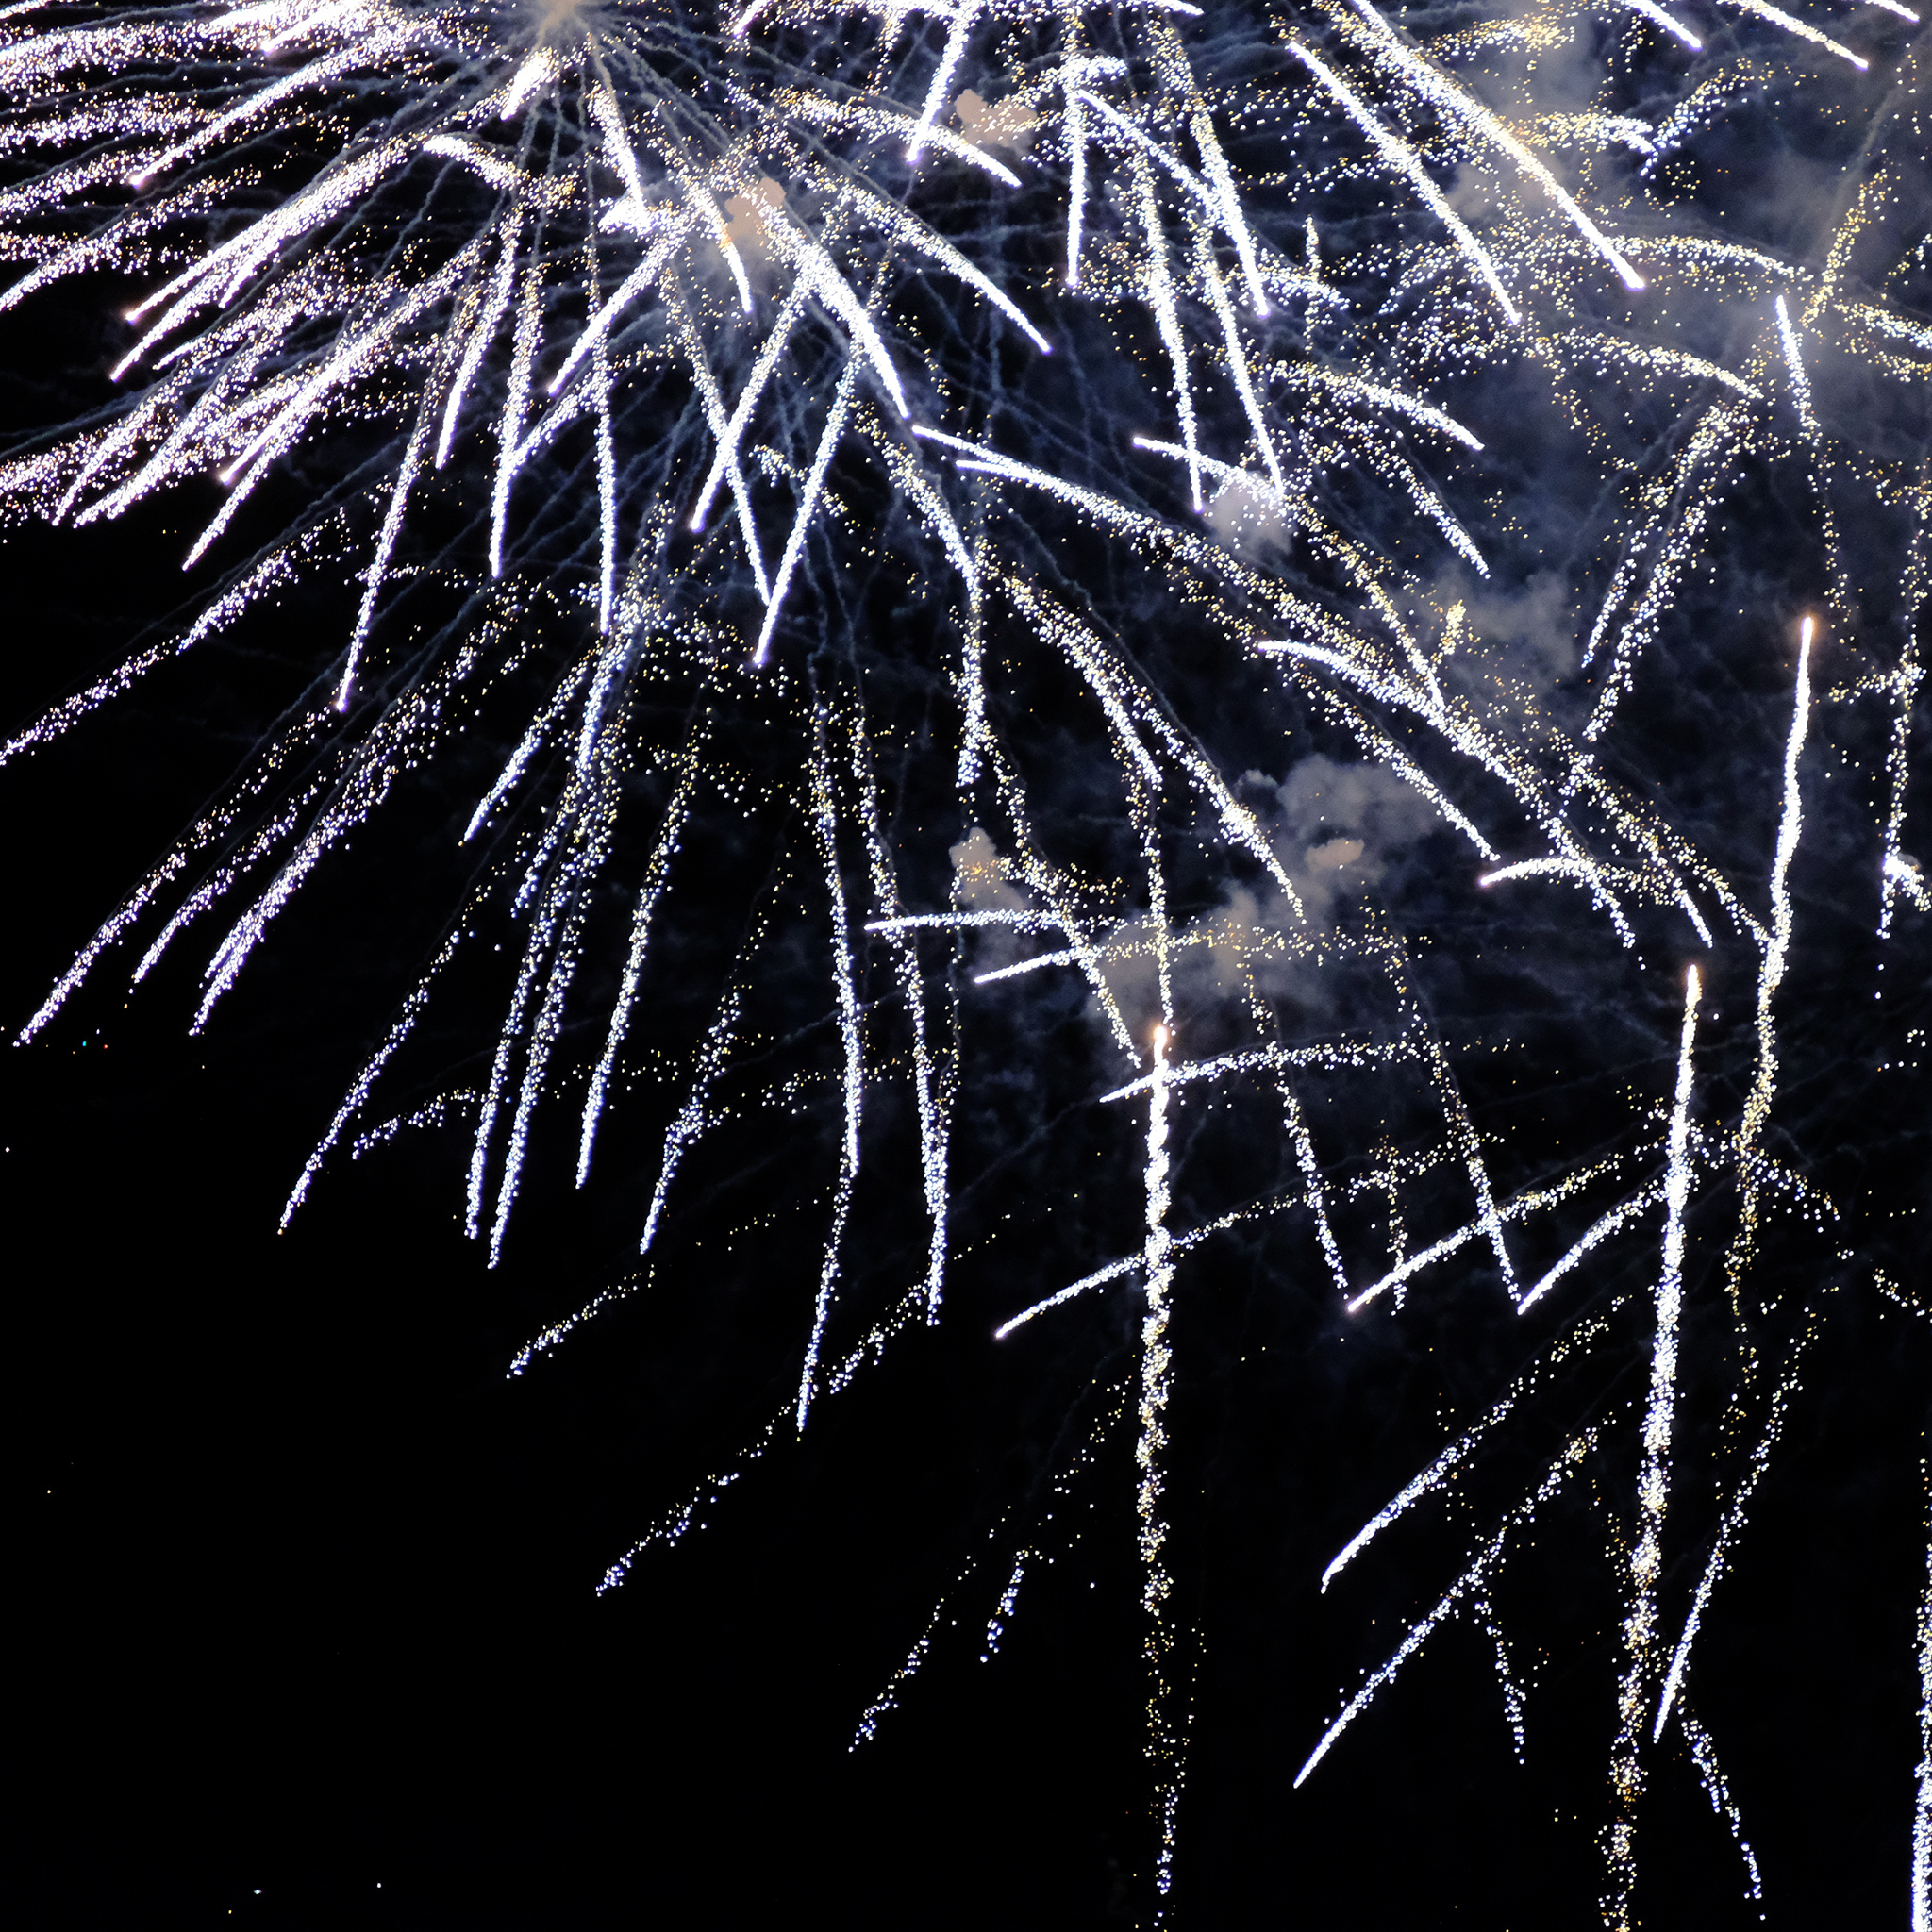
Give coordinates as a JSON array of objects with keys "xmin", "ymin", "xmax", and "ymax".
[
  {"xmin": 1323, "ymin": 1386, "xmax": 1524, "ymax": 1590},
  {"xmin": 907, "ymin": 0, "xmax": 980, "ymax": 161},
  {"xmin": 666, "ymin": 281, "xmax": 771, "ymax": 599},
  {"xmin": 439, "ymin": 225, "xmax": 519, "ymax": 468},
  {"xmin": 1136, "ymin": 1019, "xmax": 1180, "ymax": 1901},
  {"xmin": 810, "ymin": 97, "xmax": 1021, "ymax": 185},
  {"xmin": 1072, "ymin": 89, "xmax": 1223, "ymax": 247},
  {"xmin": 1191, "ymin": 225, "xmax": 1285, "ymax": 492},
  {"xmin": 1608, "ymin": 964, "xmax": 1702, "ymax": 1828},
  {"xmin": 1006, "ymin": 578, "xmax": 1160, "ymax": 782},
  {"xmin": 184, "ymin": 244, "xmax": 478, "ymax": 568},
  {"xmin": 691, "ymin": 267, "xmax": 816, "ymax": 530},
  {"xmin": 972, "ymin": 943, "xmax": 1087, "ymax": 985},
  {"xmin": 1342, "ymin": 0, "xmax": 1645, "ymax": 291},
  {"xmin": 639, "ymin": 984, "xmax": 742, "ymax": 1257},
  {"xmin": 112, "ymin": 138, "xmax": 408, "ymax": 331},
  {"xmin": 1308, "ymin": 366, "xmax": 1485, "ymax": 450},
  {"xmin": 496, "ymin": 45, "xmax": 558, "ymax": 118},
  {"xmin": 859, "ymin": 773, "xmax": 951, "ymax": 1321},
  {"xmin": 994, "ymin": 1199, "xmax": 1296, "ymax": 1339},
  {"xmin": 1285, "ymin": 40, "xmax": 1519, "ymax": 322},
  {"xmin": 1888, "ymin": 849, "xmax": 1932, "ymax": 912},
  {"xmin": 488, "ymin": 259, "xmax": 542, "ymax": 577},
  {"xmin": 3, "ymin": 538, "xmax": 298, "ymax": 774},
  {"xmin": 577, "ymin": 742, "xmax": 701, "ymax": 1184},
  {"xmin": 1100, "ymin": 1035, "xmax": 1416, "ymax": 1106},
  {"xmin": 463, "ymin": 661, "xmax": 593, "ymax": 845},
  {"xmin": 1187, "ymin": 103, "xmax": 1270, "ymax": 314},
  {"xmin": 128, "ymin": 43, "xmax": 362, "ymax": 186},
  {"xmin": 865, "ymin": 907, "xmax": 1063, "ymax": 935},
  {"xmin": 1740, "ymin": 618, "xmax": 1812, "ymax": 1155},
  {"xmin": 1324, "ymin": 1322, "xmax": 1628, "ymax": 1597},
  {"xmin": 1295, "ymin": 1433, "xmax": 1593, "ymax": 1786},
  {"xmin": 1619, "ymin": 0, "xmax": 1703, "ymax": 46},
  {"xmin": 490, "ymin": 789, "xmax": 614, "ymax": 1262},
  {"xmin": 1479, "ymin": 855, "xmax": 1629, "ymax": 891},
  {"xmin": 339, "ymin": 399, "xmax": 434, "ymax": 708},
  {"xmin": 1346, "ymin": 1206, "xmax": 1499, "ymax": 1313},
  {"xmin": 796, "ymin": 714, "xmax": 864, "ymax": 1430},
  {"xmin": 423, "ymin": 133, "xmax": 547, "ymax": 200},
  {"xmin": 1719, "ymin": 0, "xmax": 1868, "ymax": 66},
  {"xmin": 996, "ymin": 1253, "xmax": 1142, "ymax": 1339},
  {"xmin": 1517, "ymin": 1185, "xmax": 1664, "ymax": 1313},
  {"xmin": 1126, "ymin": 151, "xmax": 1201, "ymax": 510},
  {"xmin": 592, "ymin": 335, "xmax": 615, "ymax": 632},
  {"xmin": 547, "ymin": 235, "xmax": 678, "ymax": 396},
  {"xmin": 283, "ymin": 926, "xmax": 467, "ymax": 1225},
  {"xmin": 1391, "ymin": 455, "xmax": 1488, "ymax": 574},
  {"xmin": 756, "ymin": 209, "xmax": 908, "ymax": 415},
  {"xmin": 756, "ymin": 358, "xmax": 861, "ymax": 664},
  {"xmin": 1654, "ymin": 1344, "xmax": 1807, "ymax": 1740},
  {"xmin": 856, "ymin": 188, "xmax": 1051, "ymax": 353},
  {"xmin": 1775, "ymin": 295, "xmax": 1819, "ymax": 437},
  {"xmin": 1065, "ymin": 89, "xmax": 1089, "ymax": 287}
]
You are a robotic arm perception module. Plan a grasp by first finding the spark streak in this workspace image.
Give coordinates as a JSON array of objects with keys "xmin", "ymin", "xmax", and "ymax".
[{"xmin": 1606, "ymin": 963, "xmax": 1702, "ymax": 1927}]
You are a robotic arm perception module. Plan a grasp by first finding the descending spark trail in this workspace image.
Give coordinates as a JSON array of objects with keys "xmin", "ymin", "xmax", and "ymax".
[
  {"xmin": 1726, "ymin": 618, "xmax": 1814, "ymax": 1304},
  {"xmin": 1293, "ymin": 1432, "xmax": 1598, "ymax": 1790},
  {"xmin": 1653, "ymin": 1337, "xmax": 1811, "ymax": 1742},
  {"xmin": 3, "ymin": 0, "xmax": 1929, "ymax": 1917},
  {"xmin": 1607, "ymin": 964, "xmax": 1702, "ymax": 1929},
  {"xmin": 1138, "ymin": 1022, "xmax": 1184, "ymax": 1902}
]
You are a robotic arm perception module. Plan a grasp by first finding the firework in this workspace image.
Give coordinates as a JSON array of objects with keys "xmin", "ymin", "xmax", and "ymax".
[{"xmin": 5, "ymin": 0, "xmax": 1932, "ymax": 1918}]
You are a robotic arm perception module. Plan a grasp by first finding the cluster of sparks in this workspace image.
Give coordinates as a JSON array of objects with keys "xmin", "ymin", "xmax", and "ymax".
[{"xmin": 4, "ymin": 0, "xmax": 1932, "ymax": 1918}]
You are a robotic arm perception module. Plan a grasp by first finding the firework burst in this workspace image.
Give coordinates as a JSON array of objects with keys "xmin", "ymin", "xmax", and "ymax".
[{"xmin": 6, "ymin": 0, "xmax": 1932, "ymax": 1918}]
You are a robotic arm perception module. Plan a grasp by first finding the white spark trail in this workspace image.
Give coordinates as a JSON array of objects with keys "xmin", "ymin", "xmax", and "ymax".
[
  {"xmin": 1137, "ymin": 1020, "xmax": 1184, "ymax": 1901},
  {"xmin": 690, "ymin": 266, "xmax": 818, "ymax": 531},
  {"xmin": 1654, "ymin": 1342, "xmax": 1808, "ymax": 1740},
  {"xmin": 639, "ymin": 983, "xmax": 743, "ymax": 1259},
  {"xmin": 666, "ymin": 277, "xmax": 772, "ymax": 600},
  {"xmin": 1340, "ymin": 0, "xmax": 1645, "ymax": 291},
  {"xmin": 545, "ymin": 234, "xmax": 680, "ymax": 397},
  {"xmin": 796, "ymin": 711, "xmax": 865, "ymax": 1431},
  {"xmin": 1517, "ymin": 1186, "xmax": 1664, "ymax": 1314},
  {"xmin": 1618, "ymin": 0, "xmax": 1703, "ymax": 48},
  {"xmin": 1681, "ymin": 1708, "xmax": 1765, "ymax": 1904},
  {"xmin": 907, "ymin": 0, "xmax": 980, "ymax": 162},
  {"xmin": 1129, "ymin": 150, "xmax": 1201, "ymax": 511},
  {"xmin": 756, "ymin": 358, "xmax": 862, "ymax": 664},
  {"xmin": 282, "ymin": 926, "xmax": 469, "ymax": 1226},
  {"xmin": 1285, "ymin": 39, "xmax": 1519, "ymax": 322},
  {"xmin": 1322, "ymin": 1382, "xmax": 1525, "ymax": 1591},
  {"xmin": 1734, "ymin": 619, "xmax": 1813, "ymax": 1236},
  {"xmin": 578, "ymin": 737, "xmax": 702, "ymax": 1185},
  {"xmin": 438, "ymin": 226, "xmax": 520, "ymax": 468},
  {"xmin": 858, "ymin": 757, "xmax": 952, "ymax": 1320},
  {"xmin": 1776, "ymin": 295, "xmax": 1820, "ymax": 437},
  {"xmin": 1606, "ymin": 964, "xmax": 1702, "ymax": 1917},
  {"xmin": 1719, "ymin": 0, "xmax": 1868, "ymax": 68},
  {"xmin": 1295, "ymin": 1433, "xmax": 1594, "ymax": 1787}
]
